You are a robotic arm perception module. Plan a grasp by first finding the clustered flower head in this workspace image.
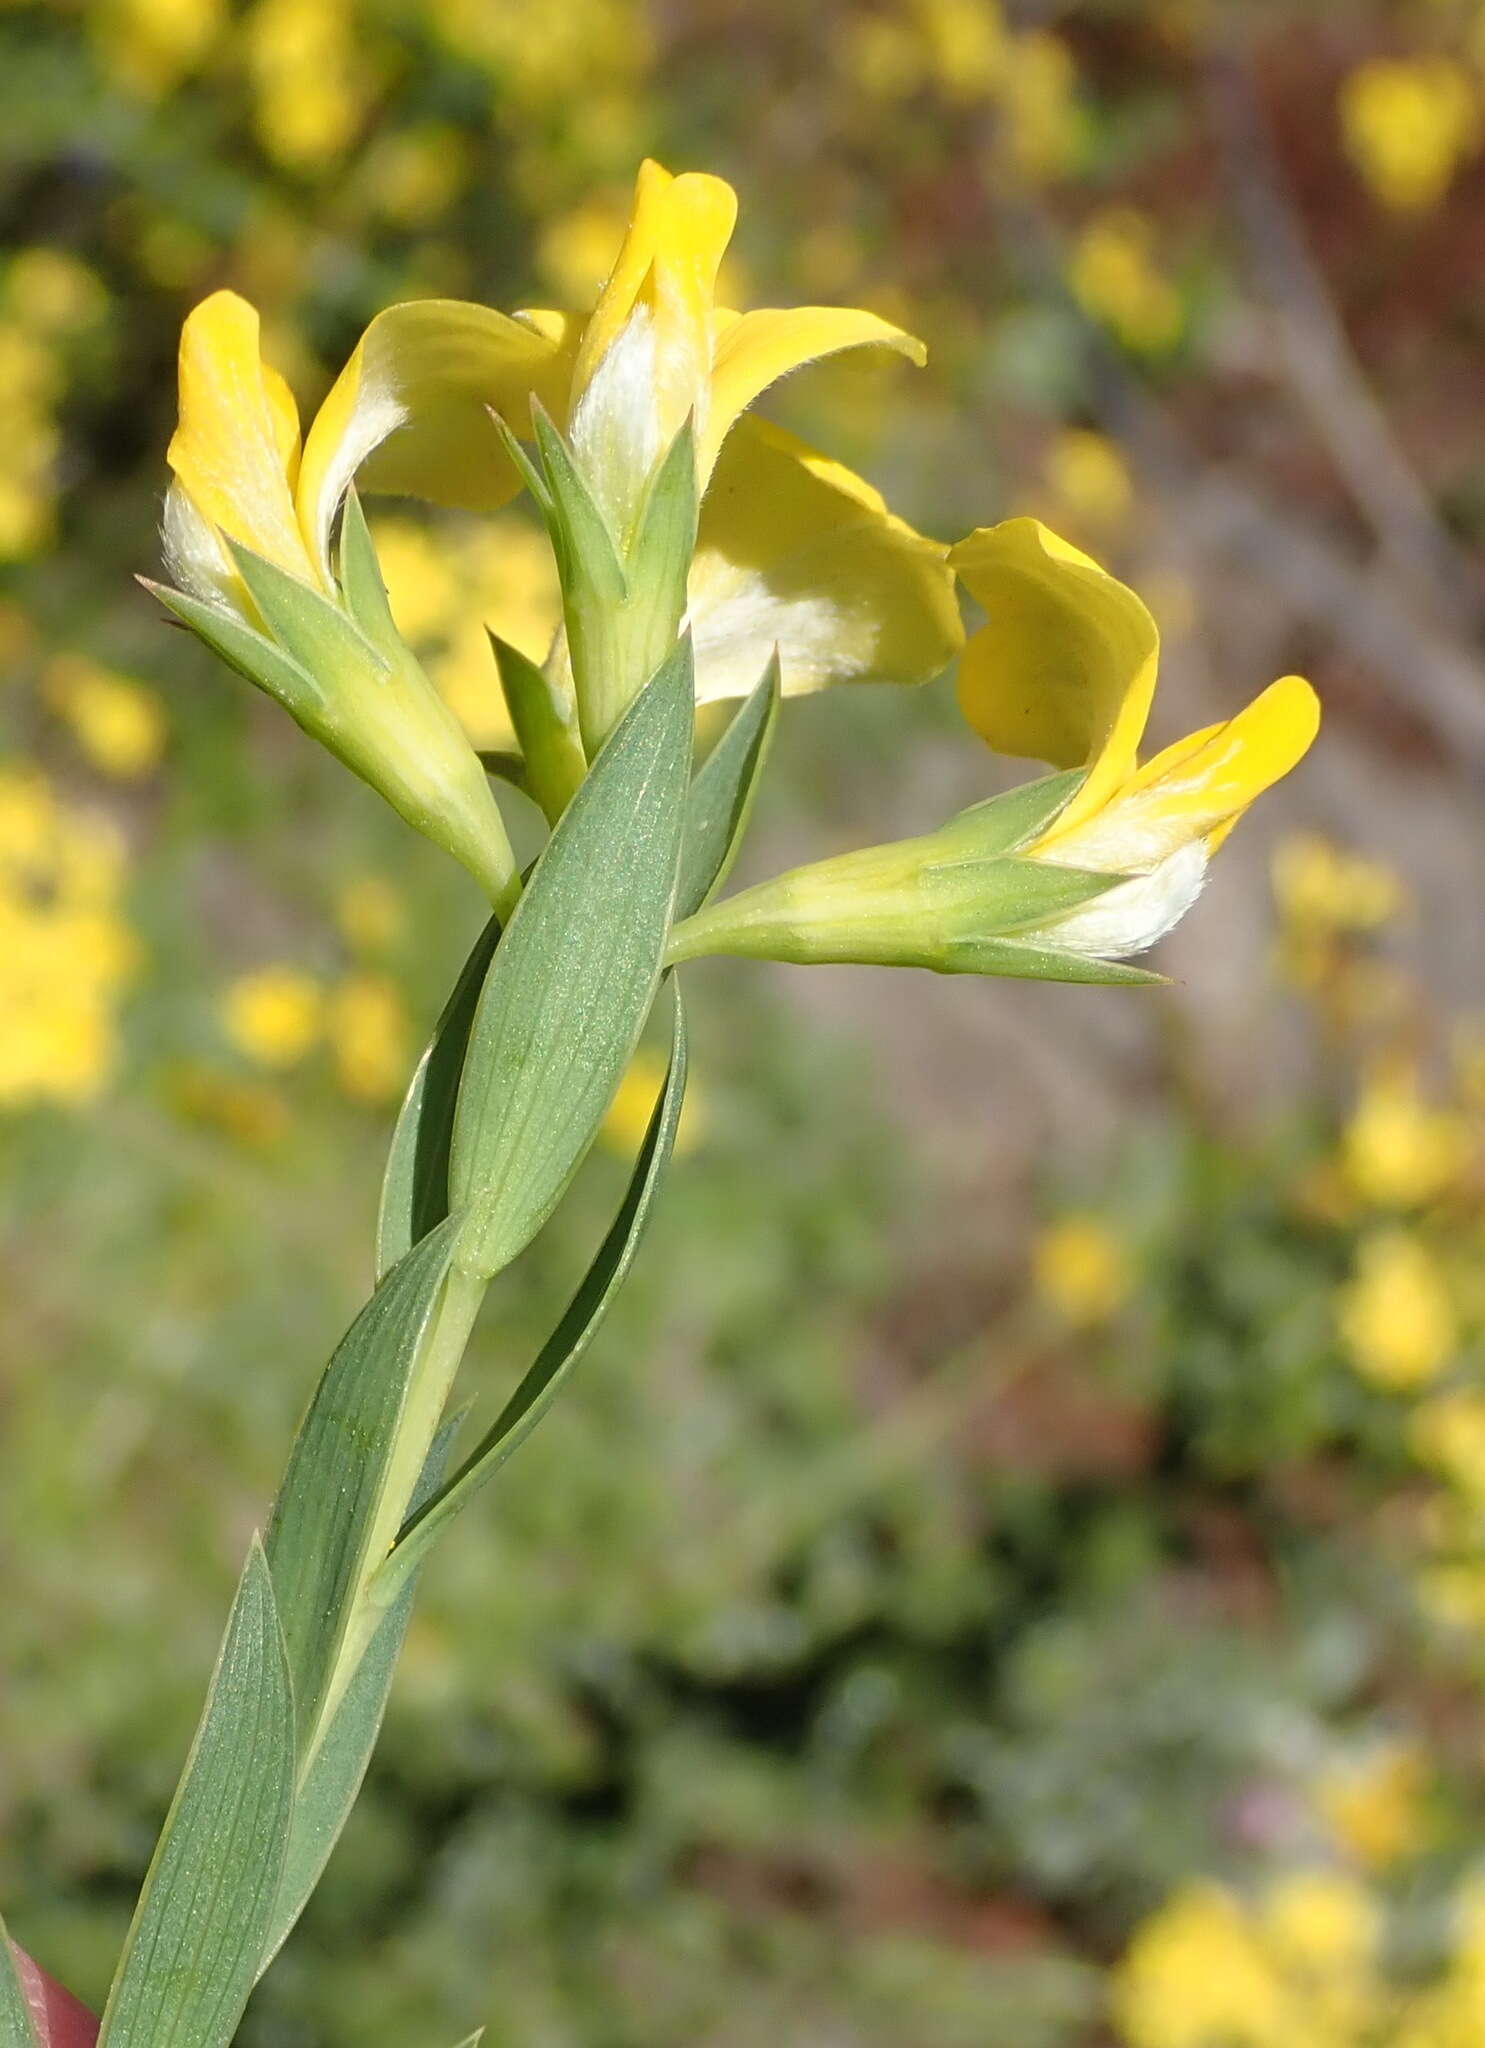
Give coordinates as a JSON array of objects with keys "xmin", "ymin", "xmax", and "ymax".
[{"xmin": 154, "ymin": 159, "xmax": 1319, "ymax": 987}]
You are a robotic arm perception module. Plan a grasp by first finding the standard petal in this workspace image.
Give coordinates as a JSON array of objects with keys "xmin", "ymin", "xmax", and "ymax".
[
  {"xmin": 167, "ymin": 290, "xmax": 318, "ymax": 586},
  {"xmin": 703, "ymin": 306, "xmax": 927, "ymax": 480},
  {"xmin": 950, "ymin": 518, "xmax": 1158, "ymax": 835},
  {"xmin": 687, "ymin": 417, "xmax": 962, "ymax": 704},
  {"xmin": 296, "ymin": 300, "xmax": 572, "ymax": 578},
  {"xmin": 1044, "ymin": 674, "xmax": 1321, "ymax": 871},
  {"xmin": 571, "ymin": 160, "xmax": 737, "ymax": 407}
]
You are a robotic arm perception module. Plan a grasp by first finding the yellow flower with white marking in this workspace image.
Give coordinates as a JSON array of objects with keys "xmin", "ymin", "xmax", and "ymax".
[
  {"xmin": 948, "ymin": 519, "xmax": 1319, "ymax": 966},
  {"xmin": 668, "ymin": 519, "xmax": 1316, "ymax": 981}
]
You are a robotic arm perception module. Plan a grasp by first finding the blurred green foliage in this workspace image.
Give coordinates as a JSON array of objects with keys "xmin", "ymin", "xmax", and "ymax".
[{"xmin": 6, "ymin": 1, "xmax": 1485, "ymax": 2044}]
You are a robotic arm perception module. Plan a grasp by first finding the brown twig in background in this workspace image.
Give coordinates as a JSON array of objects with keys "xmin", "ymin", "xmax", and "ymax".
[{"xmin": 1203, "ymin": 35, "xmax": 1485, "ymax": 640}]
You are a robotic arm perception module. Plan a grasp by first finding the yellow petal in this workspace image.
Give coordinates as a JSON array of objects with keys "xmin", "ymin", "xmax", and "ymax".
[
  {"xmin": 1045, "ymin": 674, "xmax": 1321, "ymax": 871},
  {"xmin": 950, "ymin": 517, "xmax": 1158, "ymax": 835},
  {"xmin": 571, "ymin": 160, "xmax": 737, "ymax": 411},
  {"xmin": 688, "ymin": 416, "xmax": 962, "ymax": 704},
  {"xmin": 296, "ymin": 300, "xmax": 572, "ymax": 577},
  {"xmin": 703, "ymin": 305, "xmax": 927, "ymax": 481},
  {"xmin": 167, "ymin": 290, "xmax": 318, "ymax": 586}
]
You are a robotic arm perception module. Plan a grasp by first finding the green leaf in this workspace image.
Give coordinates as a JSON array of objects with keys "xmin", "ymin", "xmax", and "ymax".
[
  {"xmin": 489, "ymin": 411, "xmax": 553, "ymax": 520},
  {"xmin": 489, "ymin": 634, "xmax": 587, "ymax": 826},
  {"xmin": 336, "ymin": 488, "xmax": 404, "ymax": 665},
  {"xmin": 97, "ymin": 1540, "xmax": 294, "ymax": 2048},
  {"xmin": 379, "ymin": 989, "xmax": 687, "ymax": 1603},
  {"xmin": 142, "ymin": 578, "xmax": 323, "ymax": 719},
  {"xmin": 942, "ymin": 935, "xmax": 1167, "ymax": 984},
  {"xmin": 450, "ymin": 638, "xmax": 694, "ymax": 1280},
  {"xmin": 676, "ymin": 655, "xmax": 780, "ymax": 920},
  {"xmin": 0, "ymin": 1915, "xmax": 41, "ymax": 2048},
  {"xmin": 226, "ymin": 540, "xmax": 390, "ymax": 687},
  {"xmin": 377, "ymin": 920, "xmax": 500, "ymax": 1280},
  {"xmin": 259, "ymin": 1408, "xmax": 466, "ymax": 1971},
  {"xmin": 265, "ymin": 1216, "xmax": 465, "ymax": 1751},
  {"xmin": 530, "ymin": 401, "xmax": 625, "ymax": 607},
  {"xmin": 933, "ymin": 769, "xmax": 1087, "ymax": 858},
  {"xmin": 618, "ymin": 419, "xmax": 697, "ymax": 689}
]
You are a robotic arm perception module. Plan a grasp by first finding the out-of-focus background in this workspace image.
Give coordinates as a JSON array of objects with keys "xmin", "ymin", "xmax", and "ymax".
[{"xmin": 4, "ymin": 2, "xmax": 1485, "ymax": 2042}]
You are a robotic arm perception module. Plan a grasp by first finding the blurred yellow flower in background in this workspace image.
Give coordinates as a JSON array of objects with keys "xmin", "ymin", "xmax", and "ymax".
[
  {"xmin": 5, "ymin": 249, "xmax": 108, "ymax": 338},
  {"xmin": 1032, "ymin": 1213, "xmax": 1133, "ymax": 1326},
  {"xmin": 1339, "ymin": 1228, "xmax": 1457, "ymax": 1390},
  {"xmin": 328, "ymin": 973, "xmax": 410, "ymax": 1103},
  {"xmin": 1341, "ymin": 1060, "xmax": 1471, "ymax": 1210},
  {"xmin": 1315, "ymin": 1741, "xmax": 1433, "ymax": 1871},
  {"xmin": 222, "ymin": 966, "xmax": 324, "ymax": 1069},
  {"xmin": 1271, "ymin": 834, "xmax": 1408, "ymax": 940},
  {"xmin": 1339, "ymin": 56, "xmax": 1481, "ymax": 215},
  {"xmin": 334, "ymin": 875, "xmax": 405, "ymax": 957},
  {"xmin": 1070, "ymin": 208, "xmax": 1184, "ymax": 355},
  {"xmin": 0, "ymin": 766, "xmax": 137, "ymax": 1108},
  {"xmin": 44, "ymin": 655, "xmax": 168, "ymax": 779},
  {"xmin": 1411, "ymin": 1390, "xmax": 1485, "ymax": 1507},
  {"xmin": 89, "ymin": 0, "xmax": 225, "ymax": 99},
  {"xmin": 601, "ymin": 1046, "xmax": 704, "ymax": 1158},
  {"xmin": 165, "ymin": 1061, "xmax": 290, "ymax": 1150},
  {"xmin": 244, "ymin": 0, "xmax": 377, "ymax": 174},
  {"xmin": 1112, "ymin": 1881, "xmax": 1290, "ymax": 2048},
  {"xmin": 1043, "ymin": 427, "xmax": 1135, "ymax": 535},
  {"xmin": 999, "ymin": 29, "xmax": 1086, "ymax": 181}
]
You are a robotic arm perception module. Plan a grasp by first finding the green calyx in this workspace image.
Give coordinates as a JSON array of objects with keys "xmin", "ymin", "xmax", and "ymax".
[
  {"xmin": 665, "ymin": 770, "xmax": 1165, "ymax": 985},
  {"xmin": 504, "ymin": 404, "xmax": 698, "ymax": 761},
  {"xmin": 145, "ymin": 493, "xmax": 520, "ymax": 917}
]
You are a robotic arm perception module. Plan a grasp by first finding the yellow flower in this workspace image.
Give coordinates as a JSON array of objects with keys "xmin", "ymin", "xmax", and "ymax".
[
  {"xmin": 1271, "ymin": 834, "xmax": 1407, "ymax": 938},
  {"xmin": 1411, "ymin": 1390, "xmax": 1485, "ymax": 1504},
  {"xmin": 1044, "ymin": 427, "xmax": 1134, "ymax": 533},
  {"xmin": 328, "ymin": 973, "xmax": 409, "ymax": 1103},
  {"xmin": 1341, "ymin": 1060, "xmax": 1470, "ymax": 1210},
  {"xmin": 1338, "ymin": 1229, "xmax": 1456, "ymax": 1391},
  {"xmin": 89, "ymin": 0, "xmax": 225, "ymax": 98},
  {"xmin": 1112, "ymin": 1883, "xmax": 1291, "ymax": 2048},
  {"xmin": 44, "ymin": 655, "xmax": 168, "ymax": 779},
  {"xmin": 5, "ymin": 249, "xmax": 108, "ymax": 338},
  {"xmin": 221, "ymin": 966, "xmax": 323, "ymax": 1069},
  {"xmin": 1339, "ymin": 57, "xmax": 1480, "ymax": 215},
  {"xmin": 244, "ymin": 0, "xmax": 376, "ymax": 174},
  {"xmin": 1070, "ymin": 208, "xmax": 1184, "ymax": 355},
  {"xmin": 0, "ymin": 767, "xmax": 137, "ymax": 1109},
  {"xmin": 334, "ymin": 876, "xmax": 404, "ymax": 956},
  {"xmin": 999, "ymin": 29, "xmax": 1086, "ymax": 182},
  {"xmin": 600, "ymin": 1046, "xmax": 703, "ymax": 1158},
  {"xmin": 1316, "ymin": 1742, "xmax": 1432, "ymax": 1871},
  {"xmin": 294, "ymin": 159, "xmax": 959, "ymax": 705},
  {"xmin": 159, "ymin": 292, "xmax": 523, "ymax": 906},
  {"xmin": 1032, "ymin": 1213, "xmax": 1132, "ymax": 1326},
  {"xmin": 948, "ymin": 519, "xmax": 1319, "ymax": 965},
  {"xmin": 1261, "ymin": 1868, "xmax": 1380, "ymax": 1975}
]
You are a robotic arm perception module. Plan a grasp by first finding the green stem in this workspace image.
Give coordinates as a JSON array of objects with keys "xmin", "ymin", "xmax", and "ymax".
[{"xmin": 299, "ymin": 1261, "xmax": 487, "ymax": 1775}]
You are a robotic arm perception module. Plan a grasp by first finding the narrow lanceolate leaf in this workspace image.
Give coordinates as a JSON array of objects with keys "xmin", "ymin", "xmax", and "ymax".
[
  {"xmin": 489, "ymin": 635, "xmax": 587, "ymax": 827},
  {"xmin": 336, "ymin": 488, "xmax": 404, "ymax": 666},
  {"xmin": 529, "ymin": 401, "xmax": 626, "ymax": 606},
  {"xmin": 676, "ymin": 656, "xmax": 780, "ymax": 920},
  {"xmin": 620, "ymin": 420, "xmax": 698, "ymax": 679},
  {"xmin": 379, "ymin": 990, "xmax": 688, "ymax": 1605},
  {"xmin": 265, "ymin": 1216, "xmax": 463, "ymax": 1751},
  {"xmin": 142, "ymin": 579, "xmax": 323, "ymax": 719},
  {"xmin": 98, "ymin": 1540, "xmax": 293, "ymax": 2048},
  {"xmin": 0, "ymin": 1915, "xmax": 41, "ymax": 2048},
  {"xmin": 378, "ymin": 921, "xmax": 500, "ymax": 1280},
  {"xmin": 259, "ymin": 1409, "xmax": 467, "ymax": 1972},
  {"xmin": 226, "ymin": 540, "xmax": 390, "ymax": 688},
  {"xmin": 450, "ymin": 639, "xmax": 694, "ymax": 1280}
]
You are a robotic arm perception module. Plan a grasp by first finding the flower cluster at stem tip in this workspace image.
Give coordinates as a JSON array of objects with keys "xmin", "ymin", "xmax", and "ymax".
[{"xmin": 155, "ymin": 160, "xmax": 1319, "ymax": 982}]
